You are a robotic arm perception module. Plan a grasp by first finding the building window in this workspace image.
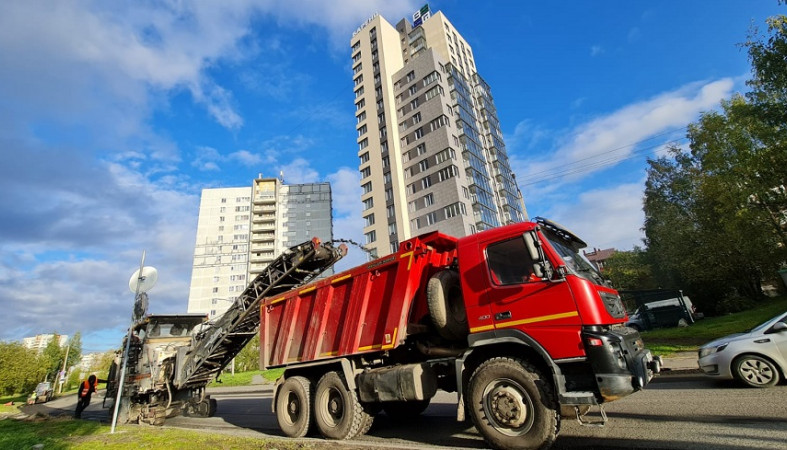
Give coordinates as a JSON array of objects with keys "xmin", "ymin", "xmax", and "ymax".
[
  {"xmin": 425, "ymin": 85, "xmax": 444, "ymax": 101},
  {"xmin": 387, "ymin": 204, "xmax": 395, "ymax": 218},
  {"xmin": 421, "ymin": 176, "xmax": 432, "ymax": 189},
  {"xmin": 354, "ymin": 75, "xmax": 363, "ymax": 86},
  {"xmin": 390, "ymin": 241, "xmax": 399, "ymax": 254},
  {"xmin": 356, "ymin": 111, "xmax": 366, "ymax": 123},
  {"xmin": 382, "ymin": 156, "xmax": 389, "ymax": 168},
  {"xmin": 356, "ymin": 99, "xmax": 365, "ymax": 110},
  {"xmin": 423, "ymin": 71, "xmax": 441, "ymax": 86},
  {"xmin": 360, "ymin": 152, "xmax": 369, "ymax": 163},
  {"xmin": 418, "ymin": 159, "xmax": 429, "ymax": 172},
  {"xmin": 425, "ymin": 212, "xmax": 437, "ymax": 225},
  {"xmin": 353, "ymin": 64, "xmax": 362, "ymax": 75},
  {"xmin": 364, "ymin": 214, "xmax": 375, "ymax": 226},
  {"xmin": 352, "ymin": 52, "xmax": 361, "ymax": 63},
  {"xmin": 415, "ymin": 143, "xmax": 427, "ymax": 156},
  {"xmin": 414, "ymin": 128, "xmax": 423, "ymax": 140},
  {"xmin": 385, "ymin": 188, "xmax": 393, "ymax": 202},
  {"xmin": 409, "ymin": 85, "xmax": 418, "ymax": 95},
  {"xmin": 358, "ymin": 124, "xmax": 367, "ymax": 137},
  {"xmin": 406, "ymin": 71, "xmax": 415, "ymax": 82},
  {"xmin": 388, "ymin": 223, "xmax": 397, "ymax": 235},
  {"xmin": 365, "ymin": 230, "xmax": 377, "ymax": 244},
  {"xmin": 383, "ymin": 172, "xmax": 392, "ymax": 184},
  {"xmin": 362, "ymin": 181, "xmax": 372, "ymax": 194},
  {"xmin": 438, "ymin": 165, "xmax": 457, "ymax": 182},
  {"xmin": 412, "ymin": 112, "xmax": 422, "ymax": 124},
  {"xmin": 355, "ymin": 86, "xmax": 364, "ymax": 98},
  {"xmin": 359, "ymin": 138, "xmax": 368, "ymax": 150},
  {"xmin": 410, "ymin": 98, "xmax": 419, "ymax": 109},
  {"xmin": 363, "ymin": 198, "xmax": 374, "ymax": 210},
  {"xmin": 360, "ymin": 166, "xmax": 371, "ymax": 178},
  {"xmin": 436, "ymin": 147, "xmax": 456, "ymax": 164},
  {"xmin": 379, "ymin": 126, "xmax": 387, "ymax": 139},
  {"xmin": 424, "ymin": 193, "xmax": 434, "ymax": 207}
]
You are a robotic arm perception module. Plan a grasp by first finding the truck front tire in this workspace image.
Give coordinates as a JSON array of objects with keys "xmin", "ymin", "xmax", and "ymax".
[
  {"xmin": 467, "ymin": 357, "xmax": 559, "ymax": 450},
  {"xmin": 275, "ymin": 376, "xmax": 312, "ymax": 438},
  {"xmin": 427, "ymin": 270, "xmax": 468, "ymax": 341}
]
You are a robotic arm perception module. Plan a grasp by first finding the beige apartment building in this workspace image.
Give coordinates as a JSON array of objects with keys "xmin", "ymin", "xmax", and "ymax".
[
  {"xmin": 187, "ymin": 176, "xmax": 332, "ymax": 319},
  {"xmin": 351, "ymin": 6, "xmax": 528, "ymax": 258}
]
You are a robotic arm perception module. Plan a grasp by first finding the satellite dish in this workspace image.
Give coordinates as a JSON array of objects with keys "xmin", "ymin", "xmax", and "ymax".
[{"xmin": 129, "ymin": 266, "xmax": 158, "ymax": 294}]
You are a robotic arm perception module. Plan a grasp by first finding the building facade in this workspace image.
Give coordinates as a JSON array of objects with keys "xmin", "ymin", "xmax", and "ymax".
[
  {"xmin": 188, "ymin": 176, "xmax": 333, "ymax": 319},
  {"xmin": 22, "ymin": 334, "xmax": 68, "ymax": 354},
  {"xmin": 351, "ymin": 7, "xmax": 528, "ymax": 258}
]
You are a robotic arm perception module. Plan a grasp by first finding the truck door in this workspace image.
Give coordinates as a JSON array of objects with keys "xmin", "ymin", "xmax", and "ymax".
[{"xmin": 482, "ymin": 235, "xmax": 582, "ymax": 359}]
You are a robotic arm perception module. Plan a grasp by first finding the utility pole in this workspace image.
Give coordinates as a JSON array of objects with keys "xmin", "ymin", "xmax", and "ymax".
[{"xmin": 57, "ymin": 343, "xmax": 70, "ymax": 394}]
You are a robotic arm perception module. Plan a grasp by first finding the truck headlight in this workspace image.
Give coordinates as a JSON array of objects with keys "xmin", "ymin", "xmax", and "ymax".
[{"xmin": 698, "ymin": 343, "xmax": 728, "ymax": 359}]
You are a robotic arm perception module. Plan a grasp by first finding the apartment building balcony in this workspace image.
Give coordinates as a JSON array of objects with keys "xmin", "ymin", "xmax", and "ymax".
[
  {"xmin": 252, "ymin": 213, "xmax": 276, "ymax": 223},
  {"xmin": 250, "ymin": 232, "xmax": 275, "ymax": 243},
  {"xmin": 253, "ymin": 194, "xmax": 276, "ymax": 205}
]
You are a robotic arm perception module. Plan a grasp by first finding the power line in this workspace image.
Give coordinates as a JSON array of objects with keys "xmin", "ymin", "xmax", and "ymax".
[{"xmin": 520, "ymin": 128, "xmax": 689, "ymax": 187}]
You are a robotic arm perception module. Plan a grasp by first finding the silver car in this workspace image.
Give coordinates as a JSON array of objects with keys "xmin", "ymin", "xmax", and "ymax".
[{"xmin": 697, "ymin": 311, "xmax": 787, "ymax": 387}]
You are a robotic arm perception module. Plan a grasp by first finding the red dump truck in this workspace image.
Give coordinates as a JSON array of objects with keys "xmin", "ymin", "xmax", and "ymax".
[{"xmin": 261, "ymin": 217, "xmax": 661, "ymax": 450}]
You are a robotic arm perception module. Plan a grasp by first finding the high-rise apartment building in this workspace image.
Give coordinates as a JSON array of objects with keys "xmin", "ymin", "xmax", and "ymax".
[
  {"xmin": 188, "ymin": 176, "xmax": 333, "ymax": 318},
  {"xmin": 351, "ymin": 7, "xmax": 528, "ymax": 258}
]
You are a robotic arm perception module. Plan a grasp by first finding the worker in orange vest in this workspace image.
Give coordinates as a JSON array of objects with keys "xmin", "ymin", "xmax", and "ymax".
[{"xmin": 74, "ymin": 374, "xmax": 106, "ymax": 418}]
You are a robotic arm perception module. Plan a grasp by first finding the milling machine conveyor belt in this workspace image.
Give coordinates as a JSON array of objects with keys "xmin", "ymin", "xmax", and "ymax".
[{"xmin": 174, "ymin": 238, "xmax": 347, "ymax": 389}]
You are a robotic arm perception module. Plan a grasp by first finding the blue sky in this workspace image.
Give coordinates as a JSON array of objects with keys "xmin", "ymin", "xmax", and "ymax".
[{"xmin": 0, "ymin": 1, "xmax": 782, "ymax": 354}]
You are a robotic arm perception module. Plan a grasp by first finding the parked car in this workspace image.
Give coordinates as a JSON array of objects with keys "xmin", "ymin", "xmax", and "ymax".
[
  {"xmin": 34, "ymin": 381, "xmax": 54, "ymax": 403},
  {"xmin": 697, "ymin": 311, "xmax": 787, "ymax": 387},
  {"xmin": 622, "ymin": 290, "xmax": 702, "ymax": 331}
]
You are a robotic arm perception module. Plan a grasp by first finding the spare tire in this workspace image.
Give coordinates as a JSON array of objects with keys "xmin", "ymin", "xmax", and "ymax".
[{"xmin": 427, "ymin": 270, "xmax": 468, "ymax": 340}]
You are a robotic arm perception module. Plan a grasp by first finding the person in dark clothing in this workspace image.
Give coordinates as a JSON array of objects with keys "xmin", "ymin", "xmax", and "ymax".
[{"xmin": 74, "ymin": 374, "xmax": 105, "ymax": 418}]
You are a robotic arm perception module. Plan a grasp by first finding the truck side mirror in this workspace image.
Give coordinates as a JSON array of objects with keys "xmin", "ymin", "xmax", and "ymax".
[{"xmin": 523, "ymin": 231, "xmax": 554, "ymax": 280}]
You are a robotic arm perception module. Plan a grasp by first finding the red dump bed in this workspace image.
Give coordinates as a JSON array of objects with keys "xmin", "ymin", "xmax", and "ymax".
[{"xmin": 260, "ymin": 231, "xmax": 458, "ymax": 369}]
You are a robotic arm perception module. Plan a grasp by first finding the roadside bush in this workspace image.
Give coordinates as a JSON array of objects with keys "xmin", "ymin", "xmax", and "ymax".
[{"xmin": 716, "ymin": 294, "xmax": 757, "ymax": 315}]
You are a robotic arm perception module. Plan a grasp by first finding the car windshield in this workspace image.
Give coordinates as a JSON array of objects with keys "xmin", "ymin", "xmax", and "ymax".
[
  {"xmin": 542, "ymin": 229, "xmax": 608, "ymax": 286},
  {"xmin": 749, "ymin": 312, "xmax": 787, "ymax": 333}
]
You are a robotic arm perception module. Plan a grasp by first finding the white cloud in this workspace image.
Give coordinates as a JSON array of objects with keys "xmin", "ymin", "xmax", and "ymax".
[
  {"xmin": 229, "ymin": 150, "xmax": 264, "ymax": 166},
  {"xmin": 511, "ymin": 78, "xmax": 734, "ymax": 190},
  {"xmin": 590, "ymin": 45, "xmax": 604, "ymax": 56},
  {"xmin": 545, "ymin": 182, "xmax": 646, "ymax": 251}
]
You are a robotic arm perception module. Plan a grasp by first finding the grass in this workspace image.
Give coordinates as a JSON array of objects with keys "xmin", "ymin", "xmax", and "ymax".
[
  {"xmin": 0, "ymin": 415, "xmax": 316, "ymax": 449},
  {"xmin": 641, "ymin": 296, "xmax": 787, "ymax": 355},
  {"xmin": 0, "ymin": 394, "xmax": 27, "ymax": 415},
  {"xmin": 208, "ymin": 368, "xmax": 283, "ymax": 387}
]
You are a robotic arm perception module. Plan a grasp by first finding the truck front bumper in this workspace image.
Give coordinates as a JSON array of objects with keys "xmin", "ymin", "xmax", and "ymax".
[{"xmin": 583, "ymin": 326, "xmax": 661, "ymax": 402}]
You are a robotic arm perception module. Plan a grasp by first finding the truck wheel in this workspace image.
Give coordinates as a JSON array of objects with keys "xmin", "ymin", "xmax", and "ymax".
[
  {"xmin": 427, "ymin": 270, "xmax": 468, "ymax": 340},
  {"xmin": 314, "ymin": 371, "xmax": 368, "ymax": 439},
  {"xmin": 467, "ymin": 357, "xmax": 559, "ymax": 450},
  {"xmin": 383, "ymin": 399, "xmax": 430, "ymax": 421},
  {"xmin": 733, "ymin": 354, "xmax": 780, "ymax": 388},
  {"xmin": 275, "ymin": 376, "xmax": 312, "ymax": 438}
]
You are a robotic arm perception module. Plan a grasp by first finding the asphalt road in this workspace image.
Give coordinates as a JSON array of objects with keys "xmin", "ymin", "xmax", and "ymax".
[{"xmin": 21, "ymin": 374, "xmax": 787, "ymax": 449}]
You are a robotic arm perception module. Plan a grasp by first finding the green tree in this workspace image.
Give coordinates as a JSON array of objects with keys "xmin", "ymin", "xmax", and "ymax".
[
  {"xmin": 41, "ymin": 336, "xmax": 65, "ymax": 382},
  {"xmin": 64, "ymin": 332, "xmax": 83, "ymax": 372},
  {"xmin": 643, "ymin": 14, "xmax": 787, "ymax": 313},
  {"xmin": 233, "ymin": 333, "xmax": 260, "ymax": 373},
  {"xmin": 603, "ymin": 247, "xmax": 657, "ymax": 291},
  {"xmin": 0, "ymin": 342, "xmax": 46, "ymax": 395}
]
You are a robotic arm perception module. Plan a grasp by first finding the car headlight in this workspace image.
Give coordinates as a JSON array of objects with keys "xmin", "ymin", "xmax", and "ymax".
[{"xmin": 698, "ymin": 343, "xmax": 728, "ymax": 359}]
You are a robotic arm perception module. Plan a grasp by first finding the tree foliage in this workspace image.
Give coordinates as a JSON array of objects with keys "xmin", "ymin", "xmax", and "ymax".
[
  {"xmin": 603, "ymin": 247, "xmax": 657, "ymax": 291},
  {"xmin": 233, "ymin": 333, "xmax": 260, "ymax": 373},
  {"xmin": 0, "ymin": 342, "xmax": 46, "ymax": 395},
  {"xmin": 643, "ymin": 15, "xmax": 787, "ymax": 314}
]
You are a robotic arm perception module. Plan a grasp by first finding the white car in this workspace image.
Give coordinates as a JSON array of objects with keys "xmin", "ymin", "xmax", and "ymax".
[{"xmin": 697, "ymin": 311, "xmax": 787, "ymax": 387}]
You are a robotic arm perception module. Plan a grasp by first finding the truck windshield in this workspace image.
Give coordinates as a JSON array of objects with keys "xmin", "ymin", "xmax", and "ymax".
[{"xmin": 542, "ymin": 230, "xmax": 608, "ymax": 286}]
